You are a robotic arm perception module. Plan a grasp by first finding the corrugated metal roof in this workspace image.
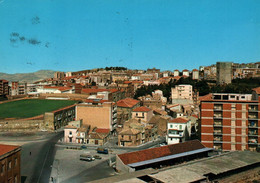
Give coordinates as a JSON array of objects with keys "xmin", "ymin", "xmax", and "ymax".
[{"xmin": 127, "ymin": 147, "xmax": 213, "ymax": 168}]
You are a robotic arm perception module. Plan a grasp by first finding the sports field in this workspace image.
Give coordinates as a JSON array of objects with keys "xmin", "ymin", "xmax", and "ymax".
[{"xmin": 0, "ymin": 99, "xmax": 77, "ymax": 119}]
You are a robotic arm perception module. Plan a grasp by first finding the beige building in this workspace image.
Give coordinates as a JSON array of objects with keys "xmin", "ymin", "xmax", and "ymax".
[
  {"xmin": 171, "ymin": 84, "xmax": 193, "ymax": 101},
  {"xmin": 118, "ymin": 118, "xmax": 157, "ymax": 147},
  {"xmin": 132, "ymin": 106, "xmax": 153, "ymax": 123},
  {"xmin": 116, "ymin": 98, "xmax": 140, "ymax": 126},
  {"xmin": 75, "ymin": 99, "xmax": 117, "ymax": 134}
]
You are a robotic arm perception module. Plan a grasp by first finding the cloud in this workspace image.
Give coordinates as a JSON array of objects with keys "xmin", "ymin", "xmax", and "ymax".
[
  {"xmin": 28, "ymin": 38, "xmax": 41, "ymax": 45},
  {"xmin": 31, "ymin": 16, "xmax": 40, "ymax": 24}
]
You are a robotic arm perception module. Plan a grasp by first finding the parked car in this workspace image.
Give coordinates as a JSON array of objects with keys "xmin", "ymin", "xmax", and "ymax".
[
  {"xmin": 93, "ymin": 155, "xmax": 102, "ymax": 159},
  {"xmin": 80, "ymin": 154, "xmax": 95, "ymax": 161},
  {"xmin": 97, "ymin": 147, "xmax": 108, "ymax": 154},
  {"xmin": 81, "ymin": 145, "xmax": 87, "ymax": 149}
]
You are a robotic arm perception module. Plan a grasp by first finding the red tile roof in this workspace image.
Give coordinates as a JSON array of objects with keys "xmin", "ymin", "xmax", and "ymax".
[
  {"xmin": 182, "ymin": 69, "xmax": 189, "ymax": 72},
  {"xmin": 95, "ymin": 128, "xmax": 110, "ymax": 134},
  {"xmin": 117, "ymin": 98, "xmax": 140, "ymax": 108},
  {"xmin": 191, "ymin": 114, "xmax": 198, "ymax": 119},
  {"xmin": 192, "ymin": 69, "xmax": 199, "ymax": 71},
  {"xmin": 124, "ymin": 81, "xmax": 132, "ymax": 84},
  {"xmin": 118, "ymin": 140, "xmax": 205, "ymax": 165},
  {"xmin": 253, "ymin": 87, "xmax": 260, "ymax": 94},
  {"xmin": 132, "ymin": 106, "xmax": 152, "ymax": 112},
  {"xmin": 199, "ymin": 94, "xmax": 212, "ymax": 101},
  {"xmin": 170, "ymin": 117, "xmax": 189, "ymax": 123},
  {"xmin": 0, "ymin": 144, "xmax": 20, "ymax": 157}
]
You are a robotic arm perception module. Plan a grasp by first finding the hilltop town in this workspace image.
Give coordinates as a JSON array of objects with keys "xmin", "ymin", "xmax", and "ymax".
[{"xmin": 0, "ymin": 61, "xmax": 260, "ymax": 183}]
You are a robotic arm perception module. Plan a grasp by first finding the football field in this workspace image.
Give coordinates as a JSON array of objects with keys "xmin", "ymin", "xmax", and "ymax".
[{"xmin": 0, "ymin": 99, "xmax": 76, "ymax": 119}]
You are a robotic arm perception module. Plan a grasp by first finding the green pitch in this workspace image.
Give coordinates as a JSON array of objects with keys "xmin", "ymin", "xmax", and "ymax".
[{"xmin": 0, "ymin": 99, "xmax": 76, "ymax": 119}]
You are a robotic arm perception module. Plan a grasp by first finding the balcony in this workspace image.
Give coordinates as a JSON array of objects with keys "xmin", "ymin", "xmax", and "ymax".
[
  {"xmin": 213, "ymin": 114, "xmax": 223, "ymax": 119},
  {"xmin": 213, "ymin": 122, "xmax": 222, "ymax": 127},
  {"xmin": 213, "ymin": 106, "xmax": 223, "ymax": 111},
  {"xmin": 248, "ymin": 122, "xmax": 258, "ymax": 128},
  {"xmin": 248, "ymin": 114, "xmax": 258, "ymax": 120},
  {"xmin": 248, "ymin": 130, "xmax": 258, "ymax": 136},
  {"xmin": 248, "ymin": 106, "xmax": 258, "ymax": 112},
  {"xmin": 213, "ymin": 130, "xmax": 222, "ymax": 135},
  {"xmin": 248, "ymin": 139, "xmax": 258, "ymax": 145}
]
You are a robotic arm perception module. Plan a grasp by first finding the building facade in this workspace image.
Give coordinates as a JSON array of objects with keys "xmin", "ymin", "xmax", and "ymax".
[
  {"xmin": 216, "ymin": 62, "xmax": 232, "ymax": 84},
  {"xmin": 76, "ymin": 100, "xmax": 117, "ymax": 134},
  {"xmin": 171, "ymin": 84, "xmax": 193, "ymax": 101},
  {"xmin": 167, "ymin": 117, "xmax": 191, "ymax": 145},
  {"xmin": 200, "ymin": 91, "xmax": 260, "ymax": 151},
  {"xmin": 0, "ymin": 144, "xmax": 21, "ymax": 183}
]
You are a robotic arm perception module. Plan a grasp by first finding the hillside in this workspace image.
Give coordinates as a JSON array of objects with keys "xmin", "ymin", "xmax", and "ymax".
[{"xmin": 0, "ymin": 70, "xmax": 57, "ymax": 83}]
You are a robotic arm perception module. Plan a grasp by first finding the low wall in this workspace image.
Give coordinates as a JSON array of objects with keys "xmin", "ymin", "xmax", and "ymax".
[{"xmin": 0, "ymin": 119, "xmax": 45, "ymax": 132}]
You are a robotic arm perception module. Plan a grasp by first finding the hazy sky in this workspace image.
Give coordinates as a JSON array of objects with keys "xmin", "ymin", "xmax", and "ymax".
[{"xmin": 0, "ymin": 0, "xmax": 260, "ymax": 73}]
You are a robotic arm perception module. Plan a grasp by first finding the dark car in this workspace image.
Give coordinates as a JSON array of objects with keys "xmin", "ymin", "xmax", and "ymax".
[
  {"xmin": 81, "ymin": 145, "xmax": 87, "ymax": 149},
  {"xmin": 97, "ymin": 147, "xmax": 108, "ymax": 154}
]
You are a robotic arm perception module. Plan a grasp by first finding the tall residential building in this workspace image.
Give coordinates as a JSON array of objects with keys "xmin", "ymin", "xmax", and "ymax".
[
  {"xmin": 0, "ymin": 79, "xmax": 9, "ymax": 96},
  {"xmin": 200, "ymin": 88, "xmax": 260, "ymax": 151},
  {"xmin": 216, "ymin": 62, "xmax": 232, "ymax": 84},
  {"xmin": 0, "ymin": 144, "xmax": 21, "ymax": 183},
  {"xmin": 11, "ymin": 82, "xmax": 27, "ymax": 96},
  {"xmin": 171, "ymin": 84, "xmax": 193, "ymax": 101}
]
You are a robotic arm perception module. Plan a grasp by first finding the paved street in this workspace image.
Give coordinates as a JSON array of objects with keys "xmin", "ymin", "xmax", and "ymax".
[
  {"xmin": 49, "ymin": 147, "xmax": 129, "ymax": 183},
  {"xmin": 20, "ymin": 132, "xmax": 63, "ymax": 183}
]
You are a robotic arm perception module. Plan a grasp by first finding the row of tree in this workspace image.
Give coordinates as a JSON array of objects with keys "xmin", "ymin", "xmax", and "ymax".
[{"xmin": 134, "ymin": 77, "xmax": 260, "ymax": 99}]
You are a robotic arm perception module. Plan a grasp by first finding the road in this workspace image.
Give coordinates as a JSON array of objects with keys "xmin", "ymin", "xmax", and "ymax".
[{"xmin": 21, "ymin": 132, "xmax": 63, "ymax": 183}]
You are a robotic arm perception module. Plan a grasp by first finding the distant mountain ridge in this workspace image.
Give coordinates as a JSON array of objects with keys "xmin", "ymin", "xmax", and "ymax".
[{"xmin": 0, "ymin": 70, "xmax": 57, "ymax": 83}]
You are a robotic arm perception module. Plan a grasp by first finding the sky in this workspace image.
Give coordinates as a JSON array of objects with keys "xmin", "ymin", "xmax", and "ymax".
[{"xmin": 0, "ymin": 0, "xmax": 260, "ymax": 74}]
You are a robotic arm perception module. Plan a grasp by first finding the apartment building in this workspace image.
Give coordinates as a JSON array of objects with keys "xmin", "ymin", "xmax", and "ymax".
[
  {"xmin": 0, "ymin": 144, "xmax": 21, "ymax": 183},
  {"xmin": 200, "ymin": 89, "xmax": 260, "ymax": 151},
  {"xmin": 76, "ymin": 99, "xmax": 117, "ymax": 134},
  {"xmin": 0, "ymin": 80, "xmax": 9, "ymax": 96},
  {"xmin": 11, "ymin": 82, "xmax": 27, "ymax": 96},
  {"xmin": 171, "ymin": 84, "xmax": 193, "ymax": 101},
  {"xmin": 167, "ymin": 117, "xmax": 191, "ymax": 145}
]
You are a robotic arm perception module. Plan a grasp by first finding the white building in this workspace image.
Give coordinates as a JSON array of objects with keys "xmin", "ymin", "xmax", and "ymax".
[
  {"xmin": 37, "ymin": 86, "xmax": 75, "ymax": 94},
  {"xmin": 173, "ymin": 70, "xmax": 180, "ymax": 77},
  {"xmin": 182, "ymin": 69, "xmax": 190, "ymax": 77},
  {"xmin": 167, "ymin": 117, "xmax": 191, "ymax": 145},
  {"xmin": 192, "ymin": 69, "xmax": 199, "ymax": 80}
]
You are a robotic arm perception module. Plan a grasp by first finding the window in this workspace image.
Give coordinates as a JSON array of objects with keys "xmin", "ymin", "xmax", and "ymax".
[
  {"xmin": 14, "ymin": 158, "xmax": 17, "ymax": 167},
  {"xmin": 69, "ymin": 131, "xmax": 72, "ymax": 135},
  {"xmin": 170, "ymin": 124, "xmax": 173, "ymax": 128},
  {"xmin": 142, "ymin": 112, "xmax": 144, "ymax": 117},
  {"xmin": 179, "ymin": 125, "xmax": 182, "ymax": 130},
  {"xmin": 8, "ymin": 161, "xmax": 11, "ymax": 170},
  {"xmin": 1, "ymin": 164, "xmax": 5, "ymax": 175},
  {"xmin": 136, "ymin": 113, "xmax": 138, "ymax": 116}
]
